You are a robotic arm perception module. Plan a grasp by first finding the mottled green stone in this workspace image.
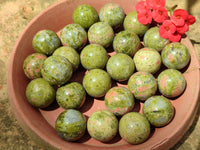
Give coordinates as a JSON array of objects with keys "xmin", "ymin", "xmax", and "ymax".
[
  {"xmin": 106, "ymin": 53, "xmax": 135, "ymax": 81},
  {"xmin": 88, "ymin": 22, "xmax": 114, "ymax": 47},
  {"xmin": 161, "ymin": 42, "xmax": 190, "ymax": 70},
  {"xmin": 133, "ymin": 47, "xmax": 161, "ymax": 74},
  {"xmin": 113, "ymin": 30, "xmax": 140, "ymax": 56},
  {"xmin": 123, "ymin": 11, "xmax": 150, "ymax": 36},
  {"xmin": 41, "ymin": 55, "xmax": 73, "ymax": 85},
  {"xmin": 143, "ymin": 96, "xmax": 174, "ymax": 127},
  {"xmin": 119, "ymin": 112, "xmax": 150, "ymax": 144},
  {"xmin": 55, "ymin": 109, "xmax": 86, "ymax": 141},
  {"xmin": 32, "ymin": 29, "xmax": 61, "ymax": 55},
  {"xmin": 23, "ymin": 53, "xmax": 47, "ymax": 79},
  {"xmin": 157, "ymin": 69, "xmax": 186, "ymax": 97},
  {"xmin": 104, "ymin": 86, "xmax": 134, "ymax": 116},
  {"xmin": 56, "ymin": 82, "xmax": 86, "ymax": 109},
  {"xmin": 60, "ymin": 24, "xmax": 87, "ymax": 50},
  {"xmin": 80, "ymin": 44, "xmax": 108, "ymax": 70},
  {"xmin": 99, "ymin": 3, "xmax": 125, "ymax": 28},
  {"xmin": 25, "ymin": 78, "xmax": 55, "ymax": 108},
  {"xmin": 128, "ymin": 71, "xmax": 157, "ymax": 101},
  {"xmin": 72, "ymin": 4, "xmax": 99, "ymax": 29},
  {"xmin": 53, "ymin": 46, "xmax": 80, "ymax": 72},
  {"xmin": 144, "ymin": 27, "xmax": 170, "ymax": 52},
  {"xmin": 82, "ymin": 69, "xmax": 111, "ymax": 97},
  {"xmin": 87, "ymin": 110, "xmax": 118, "ymax": 142}
]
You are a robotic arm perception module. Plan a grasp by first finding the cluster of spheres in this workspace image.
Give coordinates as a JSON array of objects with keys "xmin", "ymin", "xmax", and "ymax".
[{"xmin": 23, "ymin": 3, "xmax": 190, "ymax": 145}]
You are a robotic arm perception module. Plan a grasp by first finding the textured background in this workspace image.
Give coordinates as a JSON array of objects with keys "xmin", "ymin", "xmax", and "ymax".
[{"xmin": 0, "ymin": 0, "xmax": 200, "ymax": 149}]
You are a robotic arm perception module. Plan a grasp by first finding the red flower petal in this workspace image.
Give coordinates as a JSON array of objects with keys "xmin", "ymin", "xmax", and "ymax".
[
  {"xmin": 146, "ymin": 0, "xmax": 166, "ymax": 9},
  {"xmin": 187, "ymin": 15, "xmax": 196, "ymax": 25},
  {"xmin": 137, "ymin": 10, "xmax": 152, "ymax": 25},
  {"xmin": 152, "ymin": 7, "xmax": 168, "ymax": 23},
  {"xmin": 169, "ymin": 32, "xmax": 181, "ymax": 42},
  {"xmin": 176, "ymin": 24, "xmax": 189, "ymax": 34},
  {"xmin": 136, "ymin": 1, "xmax": 149, "ymax": 13},
  {"xmin": 170, "ymin": 9, "xmax": 189, "ymax": 26}
]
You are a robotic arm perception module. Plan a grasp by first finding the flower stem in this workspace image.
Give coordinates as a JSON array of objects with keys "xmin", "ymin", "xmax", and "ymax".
[{"xmin": 166, "ymin": 5, "xmax": 178, "ymax": 16}]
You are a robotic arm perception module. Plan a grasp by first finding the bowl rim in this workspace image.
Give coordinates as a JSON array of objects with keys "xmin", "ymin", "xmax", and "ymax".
[{"xmin": 7, "ymin": 0, "xmax": 200, "ymax": 149}]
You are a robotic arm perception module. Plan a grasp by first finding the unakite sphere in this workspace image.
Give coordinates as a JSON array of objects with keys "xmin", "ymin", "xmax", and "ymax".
[
  {"xmin": 113, "ymin": 30, "xmax": 140, "ymax": 56},
  {"xmin": 106, "ymin": 53, "xmax": 135, "ymax": 81},
  {"xmin": 104, "ymin": 86, "xmax": 135, "ymax": 116},
  {"xmin": 72, "ymin": 4, "xmax": 99, "ymax": 29},
  {"xmin": 87, "ymin": 110, "xmax": 118, "ymax": 142},
  {"xmin": 161, "ymin": 42, "xmax": 190, "ymax": 70},
  {"xmin": 53, "ymin": 46, "xmax": 80, "ymax": 72},
  {"xmin": 88, "ymin": 22, "xmax": 114, "ymax": 47},
  {"xmin": 56, "ymin": 82, "xmax": 86, "ymax": 109},
  {"xmin": 119, "ymin": 112, "xmax": 150, "ymax": 144},
  {"xmin": 128, "ymin": 72, "xmax": 157, "ymax": 101},
  {"xmin": 82, "ymin": 69, "xmax": 111, "ymax": 97},
  {"xmin": 133, "ymin": 48, "xmax": 161, "ymax": 74},
  {"xmin": 99, "ymin": 3, "xmax": 125, "ymax": 28},
  {"xmin": 143, "ymin": 96, "xmax": 174, "ymax": 127},
  {"xmin": 32, "ymin": 30, "xmax": 61, "ymax": 55},
  {"xmin": 157, "ymin": 69, "xmax": 186, "ymax": 98},
  {"xmin": 123, "ymin": 11, "xmax": 150, "ymax": 37},
  {"xmin": 80, "ymin": 44, "xmax": 108, "ymax": 70},
  {"xmin": 23, "ymin": 53, "xmax": 47, "ymax": 79},
  {"xmin": 144, "ymin": 27, "xmax": 170, "ymax": 52},
  {"xmin": 60, "ymin": 24, "xmax": 87, "ymax": 50},
  {"xmin": 26, "ymin": 78, "xmax": 55, "ymax": 108},
  {"xmin": 55, "ymin": 109, "xmax": 86, "ymax": 141},
  {"xmin": 41, "ymin": 55, "xmax": 73, "ymax": 85}
]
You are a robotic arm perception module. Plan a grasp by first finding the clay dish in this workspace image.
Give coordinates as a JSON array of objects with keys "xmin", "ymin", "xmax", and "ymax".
[{"xmin": 8, "ymin": 0, "xmax": 200, "ymax": 149}]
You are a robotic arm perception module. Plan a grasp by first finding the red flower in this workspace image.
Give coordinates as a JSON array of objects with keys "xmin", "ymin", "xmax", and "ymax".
[
  {"xmin": 159, "ymin": 20, "xmax": 176, "ymax": 38},
  {"xmin": 170, "ymin": 9, "xmax": 189, "ymax": 26},
  {"xmin": 176, "ymin": 24, "xmax": 189, "ymax": 35},
  {"xmin": 168, "ymin": 32, "xmax": 181, "ymax": 42},
  {"xmin": 176, "ymin": 15, "xmax": 195, "ymax": 34},
  {"xmin": 136, "ymin": 1, "xmax": 149, "ymax": 13},
  {"xmin": 137, "ymin": 9, "xmax": 153, "ymax": 25},
  {"xmin": 152, "ymin": 7, "xmax": 168, "ymax": 23},
  {"xmin": 187, "ymin": 15, "xmax": 196, "ymax": 25},
  {"xmin": 146, "ymin": 0, "xmax": 166, "ymax": 9}
]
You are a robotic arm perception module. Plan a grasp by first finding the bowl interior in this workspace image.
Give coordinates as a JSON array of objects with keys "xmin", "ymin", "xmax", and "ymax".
[{"xmin": 8, "ymin": 0, "xmax": 200, "ymax": 149}]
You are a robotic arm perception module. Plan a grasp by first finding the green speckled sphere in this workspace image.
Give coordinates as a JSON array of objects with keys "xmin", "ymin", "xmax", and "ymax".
[
  {"xmin": 56, "ymin": 82, "xmax": 86, "ymax": 109},
  {"xmin": 99, "ymin": 3, "xmax": 125, "ymax": 28},
  {"xmin": 72, "ymin": 4, "xmax": 99, "ymax": 29},
  {"xmin": 80, "ymin": 44, "xmax": 108, "ymax": 70},
  {"xmin": 105, "ymin": 86, "xmax": 134, "ymax": 116},
  {"xmin": 53, "ymin": 46, "xmax": 80, "ymax": 72},
  {"xmin": 161, "ymin": 42, "xmax": 190, "ymax": 70},
  {"xmin": 60, "ymin": 24, "xmax": 87, "ymax": 50},
  {"xmin": 157, "ymin": 69, "xmax": 186, "ymax": 98},
  {"xmin": 128, "ymin": 72, "xmax": 157, "ymax": 101},
  {"xmin": 55, "ymin": 109, "xmax": 86, "ymax": 141},
  {"xmin": 123, "ymin": 11, "xmax": 150, "ymax": 37},
  {"xmin": 88, "ymin": 22, "xmax": 114, "ymax": 47},
  {"xmin": 133, "ymin": 48, "xmax": 161, "ymax": 74},
  {"xmin": 23, "ymin": 53, "xmax": 47, "ymax": 79},
  {"xmin": 113, "ymin": 30, "xmax": 140, "ymax": 56},
  {"xmin": 106, "ymin": 53, "xmax": 135, "ymax": 81},
  {"xmin": 41, "ymin": 55, "xmax": 73, "ymax": 85},
  {"xmin": 26, "ymin": 78, "xmax": 55, "ymax": 108},
  {"xmin": 87, "ymin": 110, "xmax": 118, "ymax": 142},
  {"xmin": 32, "ymin": 30, "xmax": 61, "ymax": 55},
  {"xmin": 82, "ymin": 69, "xmax": 111, "ymax": 97},
  {"xmin": 144, "ymin": 27, "xmax": 170, "ymax": 52},
  {"xmin": 143, "ymin": 96, "xmax": 174, "ymax": 127},
  {"xmin": 119, "ymin": 112, "xmax": 150, "ymax": 144}
]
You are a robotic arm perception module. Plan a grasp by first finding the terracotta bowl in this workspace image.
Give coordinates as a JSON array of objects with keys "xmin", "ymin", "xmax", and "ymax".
[{"xmin": 8, "ymin": 0, "xmax": 200, "ymax": 149}]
